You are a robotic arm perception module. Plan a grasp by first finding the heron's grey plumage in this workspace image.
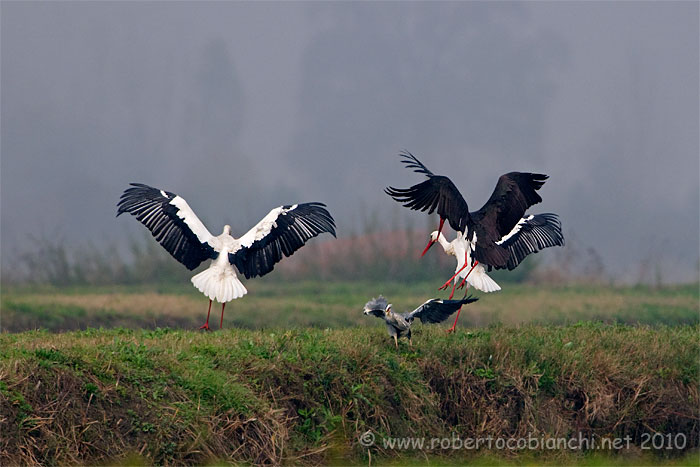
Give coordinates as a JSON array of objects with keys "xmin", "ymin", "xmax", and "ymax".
[
  {"xmin": 363, "ymin": 295, "xmax": 389, "ymax": 318},
  {"xmin": 363, "ymin": 295, "xmax": 478, "ymax": 347}
]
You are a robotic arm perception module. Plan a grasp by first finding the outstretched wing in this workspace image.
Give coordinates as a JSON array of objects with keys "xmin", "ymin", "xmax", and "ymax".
[
  {"xmin": 495, "ymin": 213, "xmax": 565, "ymax": 270},
  {"xmin": 229, "ymin": 203, "xmax": 336, "ymax": 279},
  {"xmin": 116, "ymin": 183, "xmax": 218, "ymax": 270},
  {"xmin": 472, "ymin": 172, "xmax": 548, "ymax": 239},
  {"xmin": 405, "ymin": 296, "xmax": 479, "ymax": 324},
  {"xmin": 363, "ymin": 296, "xmax": 389, "ymax": 318},
  {"xmin": 384, "ymin": 151, "xmax": 470, "ymax": 232},
  {"xmin": 470, "ymin": 172, "xmax": 549, "ymax": 267}
]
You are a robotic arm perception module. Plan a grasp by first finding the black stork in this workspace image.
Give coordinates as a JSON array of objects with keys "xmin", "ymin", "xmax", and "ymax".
[
  {"xmin": 385, "ymin": 151, "xmax": 564, "ymax": 331},
  {"xmin": 363, "ymin": 295, "xmax": 478, "ymax": 348},
  {"xmin": 117, "ymin": 183, "xmax": 336, "ymax": 330}
]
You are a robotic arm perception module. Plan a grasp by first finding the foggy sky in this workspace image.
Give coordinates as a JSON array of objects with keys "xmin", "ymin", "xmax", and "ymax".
[{"xmin": 1, "ymin": 1, "xmax": 698, "ymax": 283}]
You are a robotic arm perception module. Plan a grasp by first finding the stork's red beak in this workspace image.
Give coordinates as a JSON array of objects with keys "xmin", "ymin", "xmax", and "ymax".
[
  {"xmin": 421, "ymin": 240, "xmax": 436, "ymax": 257},
  {"xmin": 422, "ymin": 217, "xmax": 444, "ymax": 257}
]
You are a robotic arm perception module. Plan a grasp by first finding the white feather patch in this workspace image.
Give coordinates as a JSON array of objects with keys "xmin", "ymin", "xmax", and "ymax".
[
  {"xmin": 191, "ymin": 262, "xmax": 247, "ymax": 303},
  {"xmin": 467, "ymin": 265, "xmax": 501, "ymax": 292},
  {"xmin": 496, "ymin": 214, "xmax": 534, "ymax": 245},
  {"xmin": 235, "ymin": 205, "xmax": 297, "ymax": 250},
  {"xmin": 169, "ymin": 196, "xmax": 216, "ymax": 248}
]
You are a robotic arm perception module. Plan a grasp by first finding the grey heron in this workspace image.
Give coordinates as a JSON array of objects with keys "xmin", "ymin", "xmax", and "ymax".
[{"xmin": 363, "ymin": 295, "xmax": 478, "ymax": 348}]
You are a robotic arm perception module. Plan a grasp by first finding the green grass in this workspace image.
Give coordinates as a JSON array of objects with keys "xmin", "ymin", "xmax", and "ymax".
[
  {"xmin": 1, "ymin": 324, "xmax": 698, "ymax": 465},
  {"xmin": 1, "ymin": 282, "xmax": 698, "ymax": 464},
  {"xmin": 2, "ymin": 281, "xmax": 698, "ymax": 332}
]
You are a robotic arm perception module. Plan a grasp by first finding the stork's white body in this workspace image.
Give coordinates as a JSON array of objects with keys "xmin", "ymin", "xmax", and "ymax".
[
  {"xmin": 190, "ymin": 226, "xmax": 248, "ymax": 303},
  {"xmin": 178, "ymin": 205, "xmax": 300, "ymax": 304},
  {"xmin": 432, "ymin": 231, "xmax": 501, "ymax": 293},
  {"xmin": 117, "ymin": 184, "xmax": 336, "ymax": 329}
]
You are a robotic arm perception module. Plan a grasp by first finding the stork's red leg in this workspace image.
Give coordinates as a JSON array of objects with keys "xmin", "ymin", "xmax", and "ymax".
[
  {"xmin": 449, "ymin": 281, "xmax": 457, "ymax": 299},
  {"xmin": 219, "ymin": 302, "xmax": 226, "ymax": 329},
  {"xmin": 457, "ymin": 260, "xmax": 479, "ymax": 290},
  {"xmin": 439, "ymin": 252, "xmax": 470, "ymax": 290},
  {"xmin": 446, "ymin": 279, "xmax": 472, "ymax": 333},
  {"xmin": 199, "ymin": 299, "xmax": 213, "ymax": 331},
  {"xmin": 445, "ymin": 305, "xmax": 463, "ymax": 334}
]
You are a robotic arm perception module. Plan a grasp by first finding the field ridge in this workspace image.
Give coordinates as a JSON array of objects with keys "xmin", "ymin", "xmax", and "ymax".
[{"xmin": 1, "ymin": 323, "xmax": 698, "ymax": 465}]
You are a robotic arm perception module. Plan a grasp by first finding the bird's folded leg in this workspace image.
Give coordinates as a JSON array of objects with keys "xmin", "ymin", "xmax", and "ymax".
[
  {"xmin": 457, "ymin": 260, "xmax": 479, "ymax": 290},
  {"xmin": 439, "ymin": 252, "xmax": 470, "ymax": 290},
  {"xmin": 393, "ymin": 335, "xmax": 398, "ymax": 349},
  {"xmin": 439, "ymin": 270, "xmax": 463, "ymax": 290}
]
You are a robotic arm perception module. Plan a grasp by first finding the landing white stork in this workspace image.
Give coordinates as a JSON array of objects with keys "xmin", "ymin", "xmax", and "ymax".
[
  {"xmin": 385, "ymin": 151, "xmax": 564, "ymax": 332},
  {"xmin": 424, "ymin": 230, "xmax": 501, "ymax": 299},
  {"xmin": 117, "ymin": 183, "xmax": 336, "ymax": 330},
  {"xmin": 426, "ymin": 213, "xmax": 564, "ymax": 298}
]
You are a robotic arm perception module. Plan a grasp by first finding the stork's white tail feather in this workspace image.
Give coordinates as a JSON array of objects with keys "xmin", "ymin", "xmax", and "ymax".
[
  {"xmin": 191, "ymin": 264, "xmax": 247, "ymax": 303},
  {"xmin": 460, "ymin": 265, "xmax": 501, "ymax": 293}
]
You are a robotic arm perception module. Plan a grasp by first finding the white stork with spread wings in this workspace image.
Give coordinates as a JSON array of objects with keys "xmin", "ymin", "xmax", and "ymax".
[{"xmin": 117, "ymin": 183, "xmax": 336, "ymax": 330}]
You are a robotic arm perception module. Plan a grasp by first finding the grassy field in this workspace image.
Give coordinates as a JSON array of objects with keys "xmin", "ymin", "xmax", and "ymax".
[
  {"xmin": 2, "ymin": 281, "xmax": 698, "ymax": 332},
  {"xmin": 1, "ymin": 281, "xmax": 698, "ymax": 465}
]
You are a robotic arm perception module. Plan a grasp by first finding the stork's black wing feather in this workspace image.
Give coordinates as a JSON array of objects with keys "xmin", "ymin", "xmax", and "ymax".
[
  {"xmin": 229, "ymin": 203, "xmax": 336, "ymax": 279},
  {"xmin": 496, "ymin": 213, "xmax": 565, "ymax": 270},
  {"xmin": 469, "ymin": 172, "xmax": 548, "ymax": 268},
  {"xmin": 385, "ymin": 151, "xmax": 470, "ymax": 232},
  {"xmin": 116, "ymin": 183, "xmax": 217, "ymax": 270},
  {"xmin": 472, "ymin": 172, "xmax": 547, "ymax": 237},
  {"xmin": 396, "ymin": 149, "xmax": 434, "ymax": 176},
  {"xmin": 405, "ymin": 296, "xmax": 478, "ymax": 324}
]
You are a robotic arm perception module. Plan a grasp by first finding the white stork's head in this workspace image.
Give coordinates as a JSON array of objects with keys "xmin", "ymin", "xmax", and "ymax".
[
  {"xmin": 427, "ymin": 230, "xmax": 453, "ymax": 256},
  {"xmin": 222, "ymin": 225, "xmax": 231, "ymax": 235},
  {"xmin": 422, "ymin": 230, "xmax": 446, "ymax": 257}
]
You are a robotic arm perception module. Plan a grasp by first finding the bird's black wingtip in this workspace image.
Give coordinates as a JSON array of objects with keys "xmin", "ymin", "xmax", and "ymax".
[
  {"xmin": 395, "ymin": 150, "xmax": 434, "ymax": 177},
  {"xmin": 530, "ymin": 173, "xmax": 549, "ymax": 190},
  {"xmin": 384, "ymin": 186, "xmax": 410, "ymax": 199},
  {"xmin": 462, "ymin": 295, "xmax": 479, "ymax": 305},
  {"xmin": 302, "ymin": 202, "xmax": 338, "ymax": 238}
]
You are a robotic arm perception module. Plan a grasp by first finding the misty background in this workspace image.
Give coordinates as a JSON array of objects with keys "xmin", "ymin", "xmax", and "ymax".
[{"xmin": 1, "ymin": 1, "xmax": 698, "ymax": 284}]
